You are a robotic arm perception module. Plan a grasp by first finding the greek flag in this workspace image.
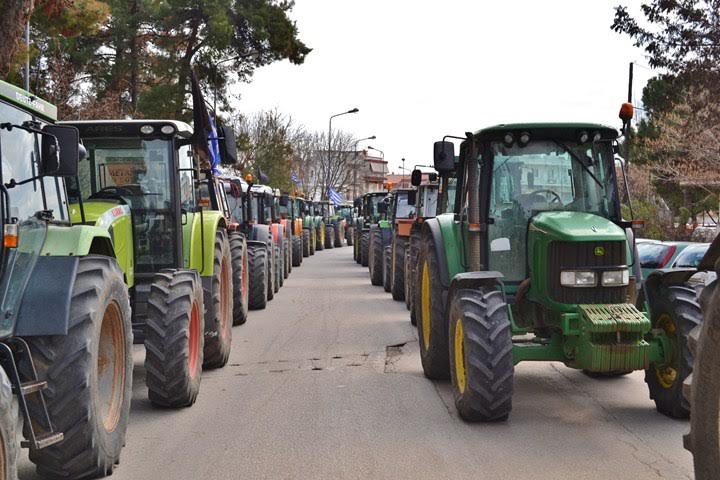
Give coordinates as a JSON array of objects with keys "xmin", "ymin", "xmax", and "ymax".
[
  {"xmin": 291, "ymin": 171, "xmax": 302, "ymax": 185},
  {"xmin": 328, "ymin": 186, "xmax": 343, "ymax": 206}
]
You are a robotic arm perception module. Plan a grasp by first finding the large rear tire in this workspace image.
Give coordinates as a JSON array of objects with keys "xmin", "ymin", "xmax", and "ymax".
[
  {"xmin": 369, "ymin": 228, "xmax": 384, "ymax": 286},
  {"xmin": 0, "ymin": 369, "xmax": 18, "ymax": 480},
  {"xmin": 302, "ymin": 229, "xmax": 311, "ymax": 258},
  {"xmin": 316, "ymin": 225, "xmax": 324, "ymax": 251},
  {"xmin": 292, "ymin": 236, "xmax": 303, "ymax": 266},
  {"xmin": 449, "ymin": 288, "xmax": 514, "ymax": 422},
  {"xmin": 284, "ymin": 237, "xmax": 291, "ymax": 279},
  {"xmin": 416, "ymin": 233, "xmax": 450, "ymax": 379},
  {"xmin": 202, "ymin": 230, "xmax": 233, "ymax": 369},
  {"xmin": 229, "ymin": 233, "xmax": 249, "ymax": 326},
  {"xmin": 360, "ymin": 230, "xmax": 369, "ymax": 267},
  {"xmin": 383, "ymin": 244, "xmax": 392, "ymax": 292},
  {"xmin": 25, "ymin": 256, "xmax": 133, "ymax": 478},
  {"xmin": 408, "ymin": 230, "xmax": 421, "ymax": 324},
  {"xmin": 247, "ymin": 244, "xmax": 268, "ymax": 310},
  {"xmin": 347, "ymin": 226, "xmax": 354, "ymax": 246},
  {"xmin": 309, "ymin": 230, "xmax": 316, "ymax": 255},
  {"xmin": 685, "ymin": 280, "xmax": 720, "ymax": 479},
  {"xmin": 645, "ymin": 283, "xmax": 701, "ymax": 418},
  {"xmin": 145, "ymin": 269, "xmax": 204, "ymax": 408},
  {"xmin": 334, "ymin": 223, "xmax": 343, "ymax": 248},
  {"xmin": 273, "ymin": 243, "xmax": 281, "ymax": 293},
  {"xmin": 391, "ymin": 235, "xmax": 407, "ymax": 301},
  {"xmin": 325, "ymin": 225, "xmax": 335, "ymax": 249}
]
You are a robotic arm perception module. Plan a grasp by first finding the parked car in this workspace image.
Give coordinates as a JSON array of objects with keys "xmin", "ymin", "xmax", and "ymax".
[
  {"xmin": 672, "ymin": 243, "xmax": 716, "ymax": 295},
  {"xmin": 638, "ymin": 241, "xmax": 693, "ymax": 279}
]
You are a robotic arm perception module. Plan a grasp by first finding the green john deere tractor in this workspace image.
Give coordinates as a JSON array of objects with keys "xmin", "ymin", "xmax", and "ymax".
[
  {"xmin": 417, "ymin": 123, "xmax": 683, "ymax": 422},
  {"xmin": 405, "ymin": 169, "xmax": 456, "ymax": 325},
  {"xmin": 0, "ymin": 81, "xmax": 132, "ymax": 478},
  {"xmin": 358, "ymin": 192, "xmax": 386, "ymax": 268},
  {"xmin": 66, "ymin": 118, "xmax": 236, "ymax": 408}
]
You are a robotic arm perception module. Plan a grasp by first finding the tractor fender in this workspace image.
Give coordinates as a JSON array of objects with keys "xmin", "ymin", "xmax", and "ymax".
[
  {"xmin": 641, "ymin": 268, "xmax": 697, "ymax": 313},
  {"xmin": 420, "ymin": 219, "xmax": 452, "ymax": 289},
  {"xmin": 40, "ymin": 224, "xmax": 114, "ymax": 257},
  {"xmin": 188, "ymin": 210, "xmax": 226, "ymax": 277},
  {"xmin": 14, "ymin": 256, "xmax": 80, "ymax": 336},
  {"xmin": 446, "ymin": 271, "xmax": 505, "ymax": 313}
]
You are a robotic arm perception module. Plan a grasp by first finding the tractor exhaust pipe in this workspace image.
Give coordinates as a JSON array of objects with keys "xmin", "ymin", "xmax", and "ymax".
[{"xmin": 465, "ymin": 133, "xmax": 482, "ymax": 272}]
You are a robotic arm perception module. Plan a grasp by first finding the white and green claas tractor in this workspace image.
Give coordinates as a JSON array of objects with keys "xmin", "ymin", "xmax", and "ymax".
[{"xmin": 0, "ymin": 80, "xmax": 133, "ymax": 478}]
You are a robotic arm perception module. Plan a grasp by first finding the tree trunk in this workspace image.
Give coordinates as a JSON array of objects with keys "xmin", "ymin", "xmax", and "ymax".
[{"xmin": 0, "ymin": 0, "xmax": 35, "ymax": 79}]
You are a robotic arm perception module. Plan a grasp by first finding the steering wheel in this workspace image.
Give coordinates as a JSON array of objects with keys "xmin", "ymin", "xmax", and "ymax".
[{"xmin": 527, "ymin": 189, "xmax": 562, "ymax": 205}]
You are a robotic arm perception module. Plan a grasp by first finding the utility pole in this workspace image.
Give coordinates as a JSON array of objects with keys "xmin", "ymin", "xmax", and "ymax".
[{"xmin": 24, "ymin": 22, "xmax": 30, "ymax": 91}]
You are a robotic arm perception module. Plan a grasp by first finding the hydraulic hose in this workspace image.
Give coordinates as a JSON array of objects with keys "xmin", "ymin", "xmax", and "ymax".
[{"xmin": 466, "ymin": 134, "xmax": 481, "ymax": 272}]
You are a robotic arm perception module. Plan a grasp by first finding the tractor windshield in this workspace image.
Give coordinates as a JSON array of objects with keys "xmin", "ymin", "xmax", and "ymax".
[
  {"xmin": 75, "ymin": 137, "xmax": 179, "ymax": 272},
  {"xmin": 395, "ymin": 193, "xmax": 415, "ymax": 219},
  {"xmin": 488, "ymin": 140, "xmax": 619, "ymax": 282}
]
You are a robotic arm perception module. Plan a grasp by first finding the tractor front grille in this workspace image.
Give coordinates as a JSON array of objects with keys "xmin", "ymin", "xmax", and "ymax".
[{"xmin": 547, "ymin": 240, "xmax": 626, "ymax": 304}]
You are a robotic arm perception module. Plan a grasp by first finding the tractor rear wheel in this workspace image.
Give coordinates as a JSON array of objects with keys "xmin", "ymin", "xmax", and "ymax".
[
  {"xmin": 145, "ymin": 269, "xmax": 203, "ymax": 408},
  {"xmin": 391, "ymin": 236, "xmax": 407, "ymax": 301},
  {"xmin": 360, "ymin": 230, "xmax": 369, "ymax": 267},
  {"xmin": 0, "ymin": 369, "xmax": 18, "ymax": 480},
  {"xmin": 267, "ymin": 244, "xmax": 275, "ymax": 300},
  {"xmin": 347, "ymin": 226, "xmax": 354, "ymax": 246},
  {"xmin": 247, "ymin": 244, "xmax": 268, "ymax": 310},
  {"xmin": 369, "ymin": 228, "xmax": 384, "ymax": 286},
  {"xmin": 302, "ymin": 230, "xmax": 311, "ymax": 258},
  {"xmin": 404, "ymin": 247, "xmax": 412, "ymax": 310},
  {"xmin": 325, "ymin": 225, "xmax": 335, "ymax": 249},
  {"xmin": 292, "ymin": 236, "xmax": 303, "ymax": 266},
  {"xmin": 408, "ymin": 230, "xmax": 421, "ymax": 324},
  {"xmin": 278, "ymin": 241, "xmax": 286, "ymax": 287},
  {"xmin": 334, "ymin": 223, "xmax": 343, "ymax": 247},
  {"xmin": 645, "ymin": 283, "xmax": 701, "ymax": 418},
  {"xmin": 273, "ymin": 243, "xmax": 281, "ymax": 293},
  {"xmin": 449, "ymin": 288, "xmax": 514, "ymax": 422},
  {"xmin": 685, "ymin": 280, "xmax": 720, "ymax": 479},
  {"xmin": 203, "ymin": 230, "xmax": 233, "ymax": 369},
  {"xmin": 229, "ymin": 233, "xmax": 249, "ymax": 326},
  {"xmin": 416, "ymin": 234, "xmax": 450, "ymax": 379},
  {"xmin": 383, "ymin": 244, "xmax": 392, "ymax": 292},
  {"xmin": 284, "ymin": 237, "xmax": 291, "ymax": 278},
  {"xmin": 310, "ymin": 230, "xmax": 316, "ymax": 255},
  {"xmin": 25, "ymin": 256, "xmax": 132, "ymax": 478}
]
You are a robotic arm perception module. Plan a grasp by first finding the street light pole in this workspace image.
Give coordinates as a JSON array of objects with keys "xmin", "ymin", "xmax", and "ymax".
[
  {"xmin": 352, "ymin": 135, "xmax": 376, "ymax": 199},
  {"xmin": 327, "ymin": 108, "xmax": 359, "ymax": 200}
]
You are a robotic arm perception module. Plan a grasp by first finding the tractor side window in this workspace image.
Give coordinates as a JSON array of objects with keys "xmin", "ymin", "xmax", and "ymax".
[
  {"xmin": 395, "ymin": 194, "xmax": 415, "ymax": 219},
  {"xmin": 178, "ymin": 144, "xmax": 195, "ymax": 211}
]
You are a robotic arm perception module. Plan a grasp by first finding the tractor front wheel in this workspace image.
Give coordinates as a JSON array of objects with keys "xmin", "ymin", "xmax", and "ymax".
[
  {"xmin": 273, "ymin": 243, "xmax": 282, "ymax": 292},
  {"xmin": 0, "ymin": 369, "xmax": 18, "ymax": 480},
  {"xmin": 146, "ymin": 269, "xmax": 204, "ymax": 408},
  {"xmin": 415, "ymin": 234, "xmax": 450, "ymax": 379},
  {"xmin": 334, "ymin": 223, "xmax": 343, "ymax": 247},
  {"xmin": 383, "ymin": 244, "xmax": 392, "ymax": 292},
  {"xmin": 347, "ymin": 226, "xmax": 354, "ymax": 246},
  {"xmin": 645, "ymin": 283, "xmax": 701, "ymax": 418},
  {"xmin": 325, "ymin": 225, "xmax": 335, "ymax": 249},
  {"xmin": 293, "ymin": 235, "xmax": 303, "ymax": 266},
  {"xmin": 369, "ymin": 228, "xmax": 384, "ymax": 286},
  {"xmin": 229, "ymin": 233, "xmax": 249, "ymax": 326},
  {"xmin": 26, "ymin": 256, "xmax": 133, "ymax": 478},
  {"xmin": 203, "ymin": 230, "xmax": 233, "ymax": 369},
  {"xmin": 284, "ymin": 237, "xmax": 291, "ymax": 278},
  {"xmin": 391, "ymin": 236, "xmax": 407, "ymax": 301},
  {"xmin": 316, "ymin": 225, "xmax": 325, "ymax": 251},
  {"xmin": 302, "ymin": 229, "xmax": 311, "ymax": 258},
  {"xmin": 449, "ymin": 288, "xmax": 514, "ymax": 422},
  {"xmin": 247, "ymin": 244, "xmax": 269, "ymax": 310}
]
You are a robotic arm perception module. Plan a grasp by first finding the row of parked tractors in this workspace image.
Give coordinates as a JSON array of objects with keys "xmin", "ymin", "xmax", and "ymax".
[
  {"xmin": 354, "ymin": 113, "xmax": 720, "ymax": 478},
  {"xmin": 0, "ymin": 79, "xmax": 351, "ymax": 480}
]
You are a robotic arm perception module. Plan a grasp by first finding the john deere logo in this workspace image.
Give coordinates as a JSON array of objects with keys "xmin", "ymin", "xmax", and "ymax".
[{"xmin": 594, "ymin": 246, "xmax": 605, "ymax": 257}]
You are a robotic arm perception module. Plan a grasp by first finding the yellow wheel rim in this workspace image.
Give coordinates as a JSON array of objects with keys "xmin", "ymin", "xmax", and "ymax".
[
  {"xmin": 454, "ymin": 318, "xmax": 466, "ymax": 394},
  {"xmin": 655, "ymin": 313, "xmax": 678, "ymax": 389},
  {"xmin": 421, "ymin": 260, "xmax": 431, "ymax": 350}
]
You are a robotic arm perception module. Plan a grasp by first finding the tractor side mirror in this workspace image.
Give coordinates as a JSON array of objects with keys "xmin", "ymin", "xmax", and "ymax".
[
  {"xmin": 41, "ymin": 125, "xmax": 80, "ymax": 177},
  {"xmin": 218, "ymin": 125, "xmax": 237, "ymax": 165},
  {"xmin": 411, "ymin": 169, "xmax": 422, "ymax": 187},
  {"xmin": 407, "ymin": 190, "xmax": 417, "ymax": 206},
  {"xmin": 433, "ymin": 141, "xmax": 455, "ymax": 172}
]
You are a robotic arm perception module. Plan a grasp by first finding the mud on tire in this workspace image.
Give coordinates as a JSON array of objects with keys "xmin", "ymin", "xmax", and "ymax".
[
  {"xmin": 25, "ymin": 256, "xmax": 133, "ymax": 478},
  {"xmin": 145, "ymin": 269, "xmax": 204, "ymax": 409}
]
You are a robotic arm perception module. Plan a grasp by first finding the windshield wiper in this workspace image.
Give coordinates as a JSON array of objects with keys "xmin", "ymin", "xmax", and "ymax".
[{"xmin": 553, "ymin": 141, "xmax": 603, "ymax": 188}]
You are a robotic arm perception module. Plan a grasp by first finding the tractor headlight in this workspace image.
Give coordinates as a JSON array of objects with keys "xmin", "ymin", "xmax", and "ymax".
[
  {"xmin": 601, "ymin": 270, "xmax": 629, "ymax": 286},
  {"xmin": 560, "ymin": 270, "xmax": 597, "ymax": 287}
]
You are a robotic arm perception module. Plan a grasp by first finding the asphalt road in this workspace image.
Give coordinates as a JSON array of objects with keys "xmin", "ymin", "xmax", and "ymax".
[{"xmin": 20, "ymin": 246, "xmax": 694, "ymax": 479}]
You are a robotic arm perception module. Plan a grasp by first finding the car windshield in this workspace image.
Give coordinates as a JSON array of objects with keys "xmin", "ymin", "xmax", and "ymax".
[
  {"xmin": 673, "ymin": 244, "xmax": 709, "ymax": 268},
  {"xmin": 638, "ymin": 243, "xmax": 673, "ymax": 268}
]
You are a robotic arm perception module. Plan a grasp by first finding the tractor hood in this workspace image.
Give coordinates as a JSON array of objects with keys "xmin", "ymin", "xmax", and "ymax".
[{"xmin": 529, "ymin": 211, "xmax": 626, "ymax": 242}]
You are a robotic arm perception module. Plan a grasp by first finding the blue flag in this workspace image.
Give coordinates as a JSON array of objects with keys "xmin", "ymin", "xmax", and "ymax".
[
  {"xmin": 291, "ymin": 171, "xmax": 302, "ymax": 185},
  {"xmin": 328, "ymin": 186, "xmax": 343, "ymax": 206}
]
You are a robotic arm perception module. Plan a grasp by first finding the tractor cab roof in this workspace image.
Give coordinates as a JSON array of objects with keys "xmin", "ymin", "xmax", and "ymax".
[
  {"xmin": 66, "ymin": 119, "xmax": 193, "ymax": 138},
  {"xmin": 249, "ymin": 184, "xmax": 274, "ymax": 196},
  {"xmin": 474, "ymin": 122, "xmax": 618, "ymax": 142}
]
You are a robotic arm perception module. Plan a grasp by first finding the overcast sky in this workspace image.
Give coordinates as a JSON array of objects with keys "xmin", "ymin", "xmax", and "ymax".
[{"xmin": 232, "ymin": 0, "xmax": 656, "ymax": 174}]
